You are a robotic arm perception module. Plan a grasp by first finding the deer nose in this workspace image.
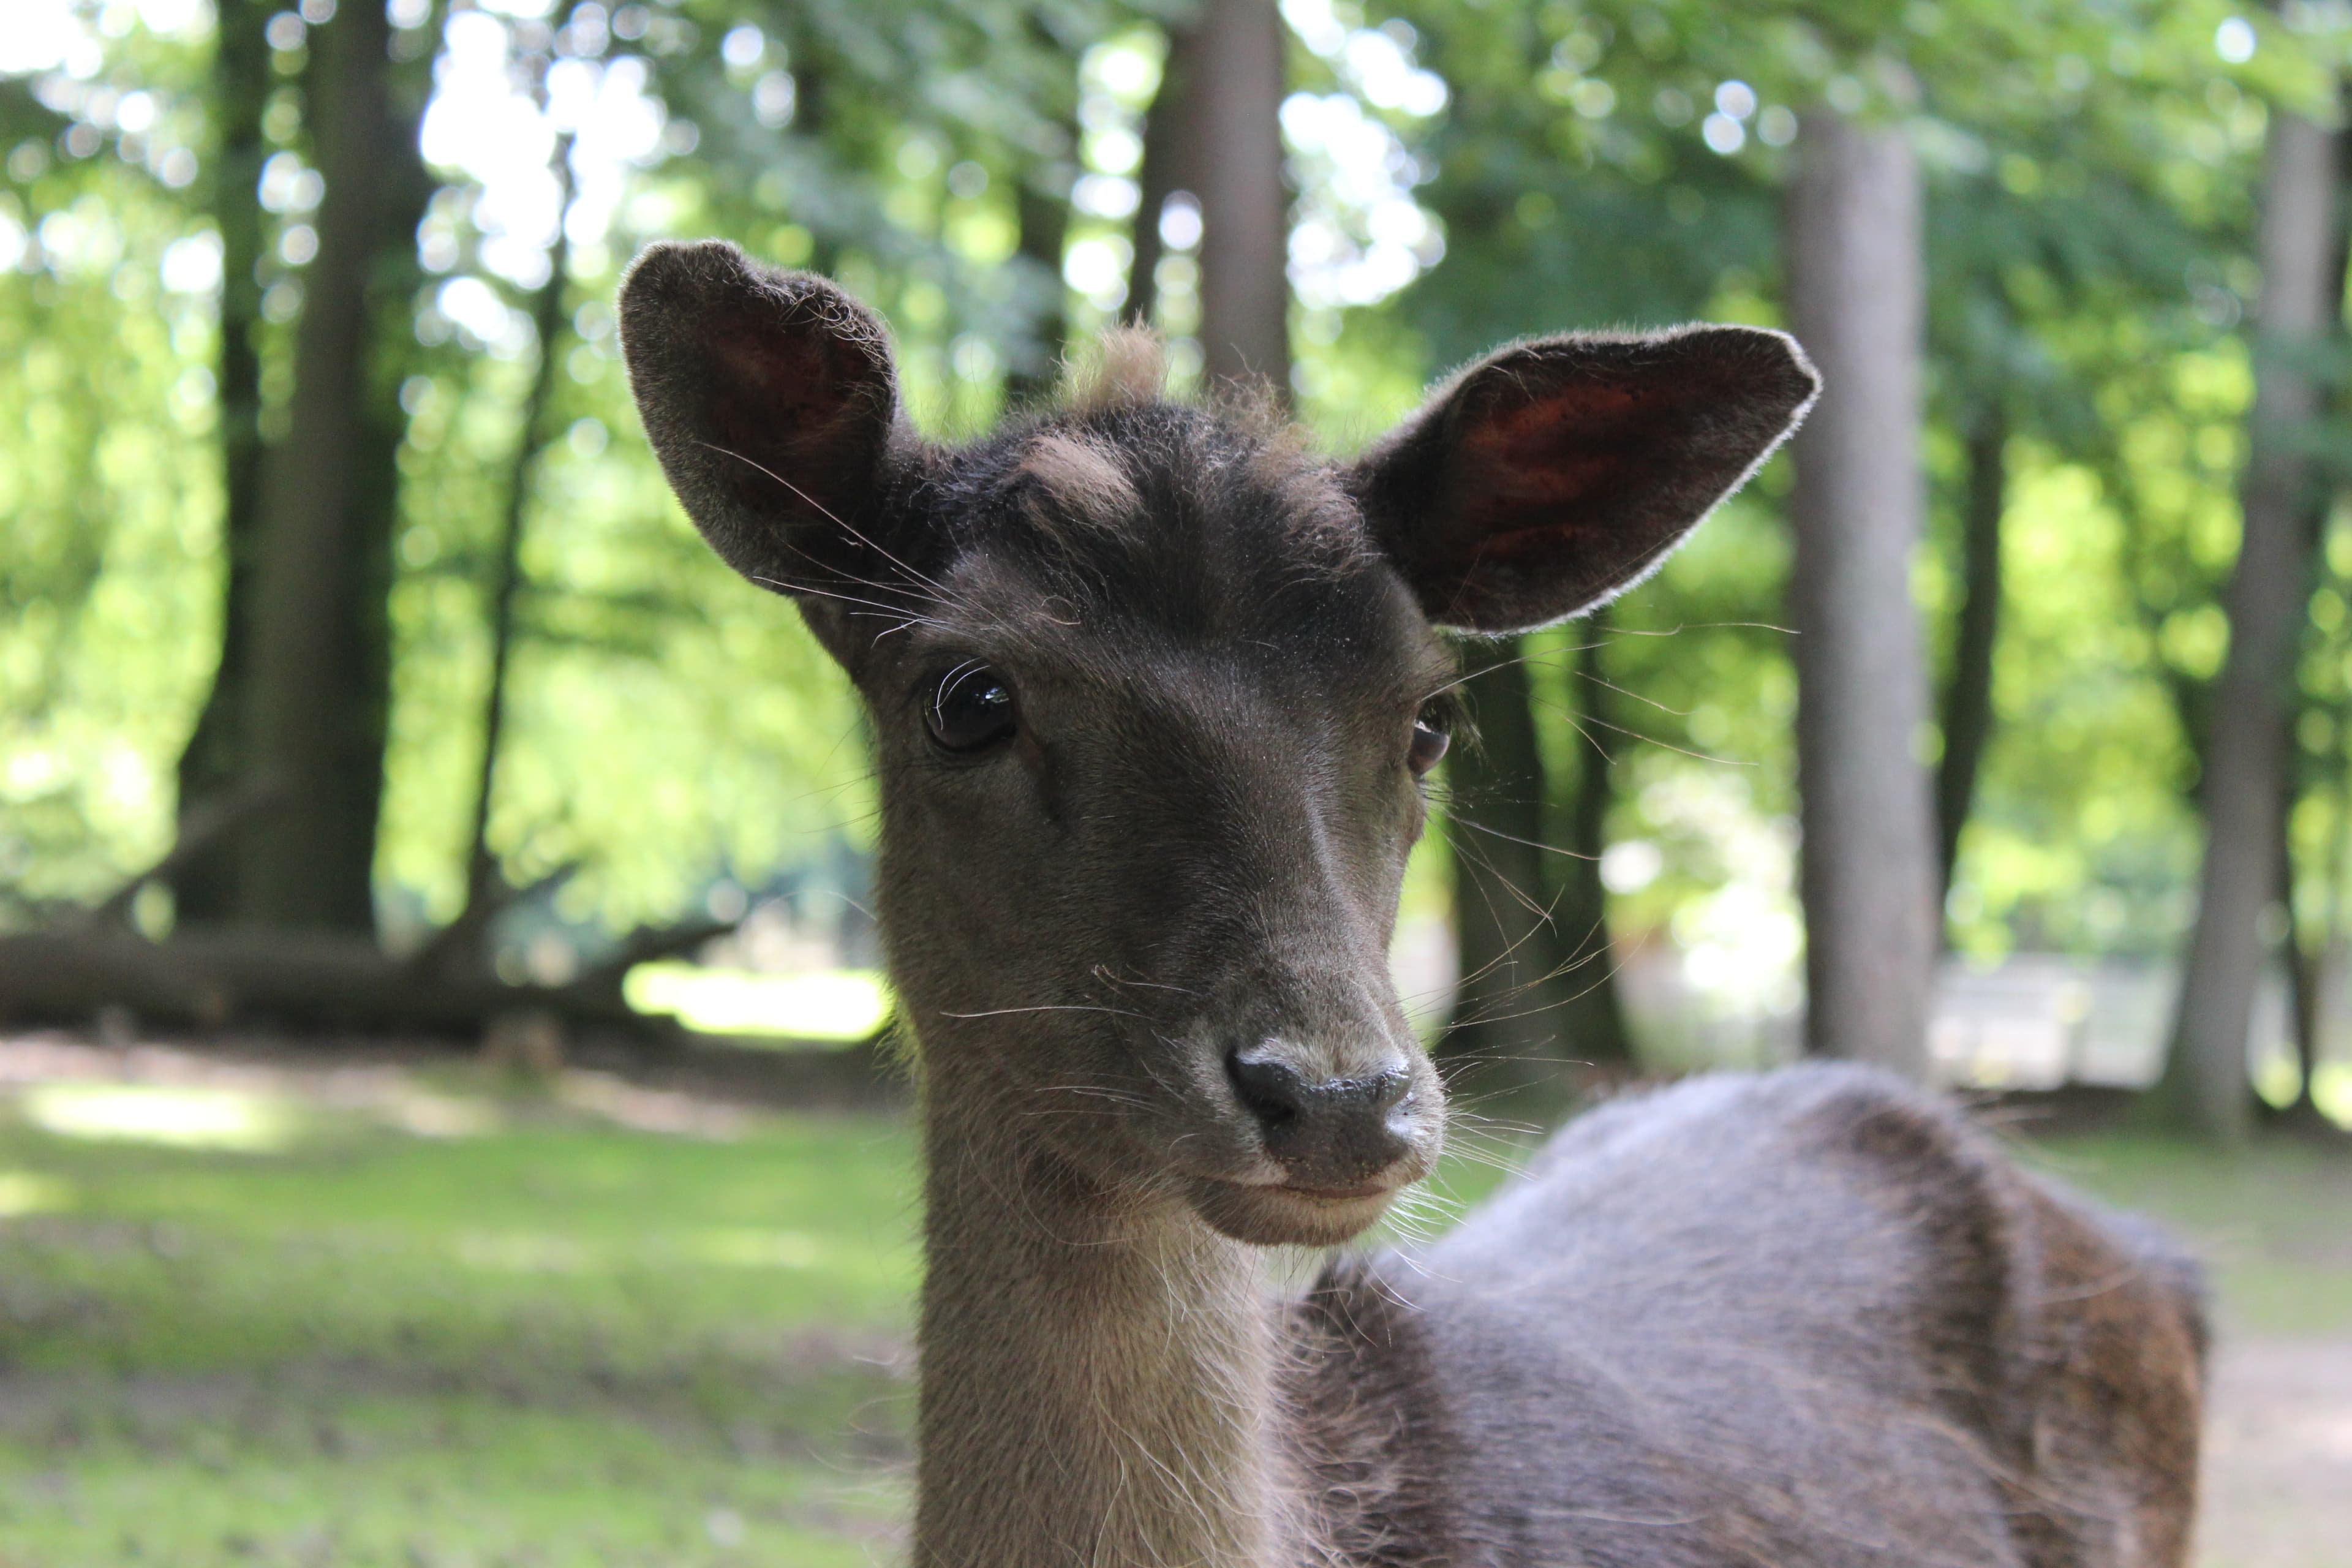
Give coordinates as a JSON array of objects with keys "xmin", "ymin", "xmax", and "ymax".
[{"xmin": 1226, "ymin": 1044, "xmax": 1415, "ymax": 1184}]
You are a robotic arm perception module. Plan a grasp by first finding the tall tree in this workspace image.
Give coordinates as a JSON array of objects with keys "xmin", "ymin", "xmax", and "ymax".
[
  {"xmin": 1936, "ymin": 404, "xmax": 2007, "ymax": 902},
  {"xmin": 1785, "ymin": 111, "xmax": 1939, "ymax": 1078},
  {"xmin": 1442, "ymin": 629, "xmax": 1635, "ymax": 1087},
  {"xmin": 170, "ymin": 0, "xmax": 274, "ymax": 924},
  {"xmin": 2277, "ymin": 801, "xmax": 2322, "ymax": 1115},
  {"xmin": 1008, "ymin": 166, "xmax": 1072, "ymax": 403},
  {"xmin": 1125, "ymin": 22, "xmax": 1205, "ymax": 331},
  {"xmin": 1177, "ymin": 0, "xmax": 1288, "ymax": 394},
  {"xmin": 456, "ymin": 149, "xmax": 575, "ymax": 941},
  {"xmin": 2261, "ymin": 126, "xmax": 2352, "ymax": 1134},
  {"xmin": 1442, "ymin": 641, "xmax": 1574, "ymax": 1088},
  {"xmin": 233, "ymin": 0, "xmax": 435, "ymax": 932},
  {"xmin": 2165, "ymin": 105, "xmax": 2345, "ymax": 1142},
  {"xmin": 1554, "ymin": 616, "xmax": 1635, "ymax": 1063},
  {"xmin": 1005, "ymin": 16, "xmax": 1080, "ymax": 405},
  {"xmin": 2301, "ymin": 761, "xmax": 2352, "ymax": 1122}
]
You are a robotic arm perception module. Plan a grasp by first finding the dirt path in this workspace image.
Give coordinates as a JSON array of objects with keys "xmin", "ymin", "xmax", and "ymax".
[{"xmin": 2199, "ymin": 1336, "xmax": 2352, "ymax": 1568}]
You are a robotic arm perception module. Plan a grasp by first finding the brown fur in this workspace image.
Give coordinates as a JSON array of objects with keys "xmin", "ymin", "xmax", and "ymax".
[
  {"xmin": 614, "ymin": 241, "xmax": 2205, "ymax": 1568},
  {"xmin": 914, "ymin": 1086, "xmax": 1288, "ymax": 1567}
]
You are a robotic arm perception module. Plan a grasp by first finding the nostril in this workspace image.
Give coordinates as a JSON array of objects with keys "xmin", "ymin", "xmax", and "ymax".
[
  {"xmin": 1229, "ymin": 1049, "xmax": 1419, "ymax": 1179},
  {"xmin": 1227, "ymin": 1049, "xmax": 1307, "ymax": 1127}
]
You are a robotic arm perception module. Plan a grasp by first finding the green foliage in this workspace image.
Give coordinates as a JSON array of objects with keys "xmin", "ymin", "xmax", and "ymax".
[
  {"xmin": 0, "ymin": 0, "xmax": 1155, "ymax": 934},
  {"xmin": 376, "ymin": 298, "xmax": 873, "ymax": 932},
  {"xmin": 1355, "ymin": 0, "xmax": 2352, "ymax": 977},
  {"xmin": 10, "ymin": 0, "xmax": 2352, "ymax": 995},
  {"xmin": 1950, "ymin": 450, "xmax": 2205, "ymax": 953},
  {"xmin": 0, "ymin": 143, "xmax": 219, "ymax": 911}
]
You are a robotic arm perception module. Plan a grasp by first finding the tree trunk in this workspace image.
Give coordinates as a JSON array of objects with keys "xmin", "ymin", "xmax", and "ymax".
[
  {"xmin": 233, "ymin": 0, "xmax": 435, "ymax": 933},
  {"xmin": 2269, "ymin": 135, "xmax": 2352, "ymax": 1130},
  {"xmin": 454, "ymin": 149, "xmax": 573, "ymax": 943},
  {"xmin": 2164, "ymin": 107, "xmax": 2342, "ymax": 1142},
  {"xmin": 1182, "ymin": 0, "xmax": 1287, "ymax": 396},
  {"xmin": 777, "ymin": 28, "xmax": 841, "ymax": 277},
  {"xmin": 1936, "ymin": 405, "xmax": 2006, "ymax": 905},
  {"xmin": 170, "ymin": 0, "xmax": 274, "ymax": 924},
  {"xmin": 1553, "ymin": 616, "xmax": 1634, "ymax": 1064},
  {"xmin": 1784, "ymin": 111, "xmax": 1939, "ymax": 1078},
  {"xmin": 1442, "ymin": 640, "xmax": 1571, "ymax": 1087},
  {"xmin": 1126, "ymin": 23, "xmax": 1206, "ymax": 330},
  {"xmin": 2309, "ymin": 777, "xmax": 2352, "ymax": 1119},
  {"xmin": 2278, "ymin": 796, "xmax": 2322, "ymax": 1115},
  {"xmin": 1003, "ymin": 14, "xmax": 1078, "ymax": 405},
  {"xmin": 1007, "ymin": 162, "xmax": 1072, "ymax": 404}
]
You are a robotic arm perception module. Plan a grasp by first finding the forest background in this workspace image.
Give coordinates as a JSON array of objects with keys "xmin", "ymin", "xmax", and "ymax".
[
  {"xmin": 5, "ymin": 0, "xmax": 2352, "ymax": 1145},
  {"xmin": 6, "ymin": 2, "xmax": 2352, "ymax": 1561}
]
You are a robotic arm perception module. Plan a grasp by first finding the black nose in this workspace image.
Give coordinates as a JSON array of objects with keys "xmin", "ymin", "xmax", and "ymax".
[{"xmin": 1227, "ymin": 1044, "xmax": 1414, "ymax": 1185}]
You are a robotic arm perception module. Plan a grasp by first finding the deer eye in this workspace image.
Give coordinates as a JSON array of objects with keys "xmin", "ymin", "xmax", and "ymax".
[
  {"xmin": 927, "ymin": 663, "xmax": 1019, "ymax": 753},
  {"xmin": 1408, "ymin": 709, "xmax": 1450, "ymax": 774}
]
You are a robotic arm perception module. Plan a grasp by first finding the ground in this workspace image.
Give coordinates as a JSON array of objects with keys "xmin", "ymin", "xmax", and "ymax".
[
  {"xmin": 0, "ymin": 1033, "xmax": 2342, "ymax": 1567},
  {"xmin": 2026, "ymin": 1125, "xmax": 2352, "ymax": 1568}
]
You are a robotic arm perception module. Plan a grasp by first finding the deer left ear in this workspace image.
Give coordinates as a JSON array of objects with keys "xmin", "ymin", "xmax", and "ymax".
[{"xmin": 1351, "ymin": 326, "xmax": 1819, "ymax": 633}]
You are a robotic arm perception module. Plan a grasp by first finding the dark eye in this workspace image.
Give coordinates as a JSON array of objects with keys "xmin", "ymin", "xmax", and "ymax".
[
  {"xmin": 927, "ymin": 663, "xmax": 1019, "ymax": 753},
  {"xmin": 1408, "ymin": 709, "xmax": 1450, "ymax": 774}
]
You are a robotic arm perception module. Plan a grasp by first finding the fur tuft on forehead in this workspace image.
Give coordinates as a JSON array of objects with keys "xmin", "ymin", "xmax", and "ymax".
[
  {"xmin": 959, "ymin": 401, "xmax": 1384, "ymax": 641},
  {"xmin": 1062, "ymin": 327, "xmax": 1167, "ymax": 412},
  {"xmin": 1246, "ymin": 429, "xmax": 1377, "ymax": 575},
  {"xmin": 1017, "ymin": 432, "xmax": 1143, "ymax": 533}
]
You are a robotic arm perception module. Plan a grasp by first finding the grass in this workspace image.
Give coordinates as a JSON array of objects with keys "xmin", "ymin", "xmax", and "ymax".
[
  {"xmin": 0, "ymin": 1091, "xmax": 921, "ymax": 1566},
  {"xmin": 2011, "ymin": 1128, "xmax": 2352, "ymax": 1338},
  {"xmin": 0, "ymin": 1064, "xmax": 2343, "ymax": 1566}
]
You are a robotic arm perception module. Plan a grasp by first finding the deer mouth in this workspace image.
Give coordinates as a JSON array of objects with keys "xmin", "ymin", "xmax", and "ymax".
[
  {"xmin": 1183, "ymin": 1170, "xmax": 1414, "ymax": 1246},
  {"xmin": 1273, "ymin": 1179, "xmax": 1397, "ymax": 1202}
]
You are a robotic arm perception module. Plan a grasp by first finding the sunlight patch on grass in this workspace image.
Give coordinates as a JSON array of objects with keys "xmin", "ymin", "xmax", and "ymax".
[
  {"xmin": 453, "ymin": 1231, "xmax": 596, "ymax": 1273},
  {"xmin": 684, "ymin": 1227, "xmax": 829, "ymax": 1268},
  {"xmin": 383, "ymin": 1088, "xmax": 503, "ymax": 1139},
  {"xmin": 448, "ymin": 1227, "xmax": 840, "ymax": 1273},
  {"xmin": 624, "ymin": 963, "xmax": 892, "ymax": 1041},
  {"xmin": 19, "ymin": 1084, "xmax": 300, "ymax": 1152},
  {"xmin": 0, "ymin": 1168, "xmax": 70, "ymax": 1215}
]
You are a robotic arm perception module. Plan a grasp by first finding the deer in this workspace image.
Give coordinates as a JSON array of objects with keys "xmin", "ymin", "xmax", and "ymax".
[{"xmin": 616, "ymin": 239, "xmax": 2207, "ymax": 1568}]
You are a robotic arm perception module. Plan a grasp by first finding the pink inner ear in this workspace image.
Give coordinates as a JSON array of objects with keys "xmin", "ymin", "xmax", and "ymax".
[
  {"xmin": 1457, "ymin": 380, "xmax": 1660, "ymax": 524},
  {"xmin": 701, "ymin": 315, "xmax": 879, "ymax": 508},
  {"xmin": 1442, "ymin": 374, "xmax": 1714, "ymax": 586},
  {"xmin": 709, "ymin": 318, "xmax": 857, "ymax": 435}
]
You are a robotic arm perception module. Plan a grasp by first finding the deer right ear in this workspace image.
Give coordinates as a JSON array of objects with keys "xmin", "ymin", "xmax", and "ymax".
[
  {"xmin": 618, "ymin": 239, "xmax": 904, "ymax": 599},
  {"xmin": 1351, "ymin": 326, "xmax": 1818, "ymax": 633}
]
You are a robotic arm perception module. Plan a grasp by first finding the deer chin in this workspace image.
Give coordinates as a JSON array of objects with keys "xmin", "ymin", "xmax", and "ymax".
[{"xmin": 1183, "ymin": 1172, "xmax": 1408, "ymax": 1248}]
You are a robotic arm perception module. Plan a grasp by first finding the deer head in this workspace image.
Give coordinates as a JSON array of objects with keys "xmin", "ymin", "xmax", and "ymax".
[{"xmin": 619, "ymin": 240, "xmax": 1816, "ymax": 1248}]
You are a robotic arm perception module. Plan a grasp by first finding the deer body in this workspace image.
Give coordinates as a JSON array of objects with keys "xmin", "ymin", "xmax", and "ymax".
[
  {"xmin": 617, "ymin": 241, "xmax": 2206, "ymax": 1567},
  {"xmin": 921, "ymin": 1055, "xmax": 2203, "ymax": 1568}
]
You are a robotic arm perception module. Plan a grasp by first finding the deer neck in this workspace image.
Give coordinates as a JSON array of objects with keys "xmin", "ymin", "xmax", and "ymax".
[{"xmin": 913, "ymin": 1071, "xmax": 1295, "ymax": 1568}]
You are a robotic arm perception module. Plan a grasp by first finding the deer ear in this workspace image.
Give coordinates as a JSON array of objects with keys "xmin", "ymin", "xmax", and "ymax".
[
  {"xmin": 618, "ymin": 239, "xmax": 904, "ymax": 597},
  {"xmin": 1352, "ymin": 327, "xmax": 1819, "ymax": 632}
]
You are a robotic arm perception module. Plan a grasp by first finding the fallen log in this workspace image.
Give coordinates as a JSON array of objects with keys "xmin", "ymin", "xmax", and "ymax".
[{"xmin": 0, "ymin": 926, "xmax": 649, "ymax": 1036}]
